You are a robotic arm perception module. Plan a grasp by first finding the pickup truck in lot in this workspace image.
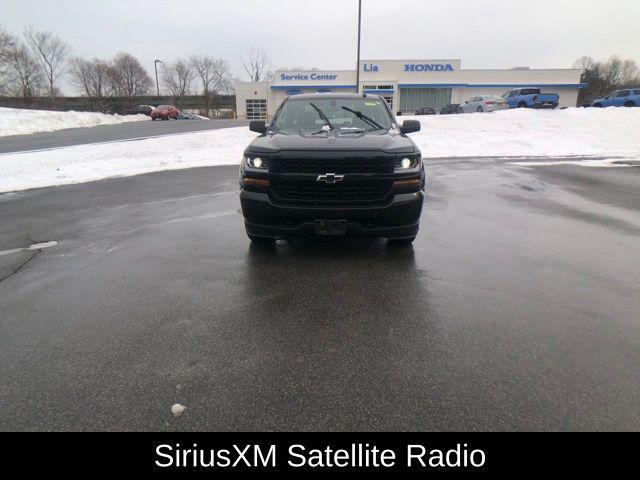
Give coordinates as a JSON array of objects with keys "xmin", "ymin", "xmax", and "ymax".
[
  {"xmin": 591, "ymin": 89, "xmax": 640, "ymax": 108},
  {"xmin": 239, "ymin": 93, "xmax": 425, "ymax": 245},
  {"xmin": 503, "ymin": 88, "xmax": 559, "ymax": 109}
]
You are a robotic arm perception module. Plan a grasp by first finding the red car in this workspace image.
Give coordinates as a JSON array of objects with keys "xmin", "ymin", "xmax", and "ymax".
[{"xmin": 151, "ymin": 105, "xmax": 179, "ymax": 120}]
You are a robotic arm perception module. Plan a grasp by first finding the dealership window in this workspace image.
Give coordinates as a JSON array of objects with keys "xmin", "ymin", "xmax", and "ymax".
[
  {"xmin": 246, "ymin": 99, "xmax": 267, "ymax": 120},
  {"xmin": 399, "ymin": 88, "xmax": 452, "ymax": 113}
]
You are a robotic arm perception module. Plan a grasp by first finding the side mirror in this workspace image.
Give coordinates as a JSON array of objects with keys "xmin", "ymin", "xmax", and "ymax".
[
  {"xmin": 464, "ymin": 100, "xmax": 469, "ymax": 104},
  {"xmin": 400, "ymin": 120, "xmax": 420, "ymax": 135},
  {"xmin": 249, "ymin": 120, "xmax": 267, "ymax": 134}
]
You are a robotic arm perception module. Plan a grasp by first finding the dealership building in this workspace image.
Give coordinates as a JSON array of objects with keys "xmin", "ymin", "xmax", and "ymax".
[{"xmin": 236, "ymin": 59, "xmax": 585, "ymax": 119}]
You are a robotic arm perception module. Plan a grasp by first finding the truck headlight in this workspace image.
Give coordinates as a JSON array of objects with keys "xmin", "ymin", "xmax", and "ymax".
[
  {"xmin": 395, "ymin": 155, "xmax": 421, "ymax": 170},
  {"xmin": 245, "ymin": 156, "xmax": 267, "ymax": 169}
]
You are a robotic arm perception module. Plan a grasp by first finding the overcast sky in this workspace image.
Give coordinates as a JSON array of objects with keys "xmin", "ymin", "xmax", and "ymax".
[{"xmin": 3, "ymin": 0, "xmax": 639, "ymax": 91}]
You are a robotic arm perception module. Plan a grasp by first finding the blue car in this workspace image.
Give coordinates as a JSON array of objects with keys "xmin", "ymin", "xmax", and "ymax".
[{"xmin": 591, "ymin": 89, "xmax": 640, "ymax": 108}]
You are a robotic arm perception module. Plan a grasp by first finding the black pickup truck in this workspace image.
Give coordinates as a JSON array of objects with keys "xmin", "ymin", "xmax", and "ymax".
[{"xmin": 239, "ymin": 93, "xmax": 425, "ymax": 245}]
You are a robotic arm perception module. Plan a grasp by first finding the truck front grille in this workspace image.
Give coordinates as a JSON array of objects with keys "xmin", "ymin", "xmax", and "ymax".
[
  {"xmin": 270, "ymin": 157, "xmax": 394, "ymax": 174},
  {"xmin": 271, "ymin": 179, "xmax": 392, "ymax": 204}
]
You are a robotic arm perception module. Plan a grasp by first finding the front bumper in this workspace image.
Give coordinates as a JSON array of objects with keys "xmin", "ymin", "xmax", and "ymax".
[{"xmin": 240, "ymin": 189, "xmax": 424, "ymax": 239}]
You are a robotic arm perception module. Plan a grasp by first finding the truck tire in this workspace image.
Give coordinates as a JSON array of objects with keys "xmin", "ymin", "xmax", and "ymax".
[
  {"xmin": 593, "ymin": 103, "xmax": 603, "ymax": 108},
  {"xmin": 518, "ymin": 102, "xmax": 527, "ymax": 108},
  {"xmin": 625, "ymin": 101, "xmax": 636, "ymax": 107},
  {"xmin": 477, "ymin": 106, "xmax": 483, "ymax": 112}
]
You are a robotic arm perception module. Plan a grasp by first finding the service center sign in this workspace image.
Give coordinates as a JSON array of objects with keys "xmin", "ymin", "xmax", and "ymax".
[
  {"xmin": 280, "ymin": 73, "xmax": 339, "ymax": 81},
  {"xmin": 404, "ymin": 63, "xmax": 455, "ymax": 72}
]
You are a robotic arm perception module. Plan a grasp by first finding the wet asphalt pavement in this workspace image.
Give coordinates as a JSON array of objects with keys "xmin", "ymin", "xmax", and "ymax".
[{"xmin": 0, "ymin": 157, "xmax": 639, "ymax": 431}]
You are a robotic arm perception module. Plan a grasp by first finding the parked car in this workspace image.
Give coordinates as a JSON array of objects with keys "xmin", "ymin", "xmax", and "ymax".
[
  {"xmin": 151, "ymin": 105, "xmax": 180, "ymax": 120},
  {"xmin": 414, "ymin": 106, "xmax": 436, "ymax": 115},
  {"xmin": 136, "ymin": 105, "xmax": 155, "ymax": 116},
  {"xmin": 503, "ymin": 88, "xmax": 559, "ymax": 109},
  {"xmin": 240, "ymin": 93, "xmax": 424, "ymax": 245},
  {"xmin": 591, "ymin": 89, "xmax": 640, "ymax": 108},
  {"xmin": 440, "ymin": 104, "xmax": 460, "ymax": 114},
  {"xmin": 458, "ymin": 95, "xmax": 509, "ymax": 113}
]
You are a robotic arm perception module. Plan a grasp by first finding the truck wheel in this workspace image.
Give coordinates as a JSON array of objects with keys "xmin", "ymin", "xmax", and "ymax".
[
  {"xmin": 477, "ymin": 106, "xmax": 483, "ymax": 113},
  {"xmin": 593, "ymin": 103, "xmax": 603, "ymax": 108},
  {"xmin": 625, "ymin": 101, "xmax": 636, "ymax": 107},
  {"xmin": 457, "ymin": 107, "xmax": 464, "ymax": 114},
  {"xmin": 387, "ymin": 236, "xmax": 416, "ymax": 246},
  {"xmin": 518, "ymin": 102, "xmax": 527, "ymax": 108}
]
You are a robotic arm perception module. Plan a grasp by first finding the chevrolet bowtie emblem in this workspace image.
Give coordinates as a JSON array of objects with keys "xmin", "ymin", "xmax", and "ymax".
[{"xmin": 316, "ymin": 173, "xmax": 345, "ymax": 184}]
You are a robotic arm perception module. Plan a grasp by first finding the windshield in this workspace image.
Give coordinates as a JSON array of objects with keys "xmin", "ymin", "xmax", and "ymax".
[{"xmin": 272, "ymin": 97, "xmax": 393, "ymax": 134}]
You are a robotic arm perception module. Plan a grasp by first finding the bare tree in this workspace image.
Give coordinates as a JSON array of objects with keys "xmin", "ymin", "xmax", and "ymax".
[
  {"xmin": 0, "ymin": 25, "xmax": 17, "ymax": 95},
  {"xmin": 575, "ymin": 55, "xmax": 640, "ymax": 104},
  {"xmin": 6, "ymin": 40, "xmax": 45, "ymax": 102},
  {"xmin": 160, "ymin": 59, "xmax": 194, "ymax": 108},
  {"xmin": 108, "ymin": 52, "xmax": 153, "ymax": 113},
  {"xmin": 241, "ymin": 47, "xmax": 272, "ymax": 82},
  {"xmin": 191, "ymin": 55, "xmax": 235, "ymax": 116},
  {"xmin": 598, "ymin": 56, "xmax": 639, "ymax": 88},
  {"xmin": 24, "ymin": 26, "xmax": 69, "ymax": 103},
  {"xmin": 572, "ymin": 56, "xmax": 595, "ymax": 71},
  {"xmin": 69, "ymin": 56, "xmax": 111, "ymax": 112}
]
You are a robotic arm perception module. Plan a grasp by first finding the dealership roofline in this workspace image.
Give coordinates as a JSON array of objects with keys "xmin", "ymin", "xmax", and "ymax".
[
  {"xmin": 461, "ymin": 68, "xmax": 584, "ymax": 72},
  {"xmin": 271, "ymin": 83, "xmax": 588, "ymax": 89},
  {"xmin": 398, "ymin": 83, "xmax": 588, "ymax": 89},
  {"xmin": 360, "ymin": 58, "xmax": 461, "ymax": 62}
]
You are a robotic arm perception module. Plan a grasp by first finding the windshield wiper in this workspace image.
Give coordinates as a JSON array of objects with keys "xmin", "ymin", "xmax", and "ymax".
[
  {"xmin": 310, "ymin": 103, "xmax": 334, "ymax": 131},
  {"xmin": 306, "ymin": 126, "xmax": 331, "ymax": 136},
  {"xmin": 341, "ymin": 106, "xmax": 383, "ymax": 131}
]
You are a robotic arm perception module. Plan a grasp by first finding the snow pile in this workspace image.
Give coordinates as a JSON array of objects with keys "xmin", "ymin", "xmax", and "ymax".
[
  {"xmin": 0, "ymin": 107, "xmax": 148, "ymax": 137},
  {"xmin": 404, "ymin": 107, "xmax": 640, "ymax": 159},
  {"xmin": 1, "ymin": 108, "xmax": 639, "ymax": 193},
  {"xmin": 0, "ymin": 128, "xmax": 256, "ymax": 193}
]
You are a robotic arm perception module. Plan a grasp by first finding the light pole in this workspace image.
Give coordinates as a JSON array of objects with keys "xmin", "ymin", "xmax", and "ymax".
[
  {"xmin": 355, "ymin": 0, "xmax": 362, "ymax": 94},
  {"xmin": 154, "ymin": 59, "xmax": 162, "ymax": 104}
]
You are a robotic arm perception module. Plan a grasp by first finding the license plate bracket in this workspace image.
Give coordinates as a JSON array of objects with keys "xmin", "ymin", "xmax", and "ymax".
[{"xmin": 314, "ymin": 219, "xmax": 347, "ymax": 236}]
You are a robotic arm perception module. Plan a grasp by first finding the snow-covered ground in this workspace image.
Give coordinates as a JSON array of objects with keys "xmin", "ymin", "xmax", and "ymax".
[
  {"xmin": 0, "ymin": 128, "xmax": 254, "ymax": 193},
  {"xmin": 1, "ymin": 108, "xmax": 639, "ymax": 193},
  {"xmin": 404, "ymin": 107, "xmax": 640, "ymax": 159},
  {"xmin": 0, "ymin": 107, "xmax": 148, "ymax": 137}
]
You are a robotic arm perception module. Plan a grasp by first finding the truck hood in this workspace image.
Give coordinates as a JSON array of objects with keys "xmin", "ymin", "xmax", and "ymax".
[{"xmin": 247, "ymin": 131, "xmax": 418, "ymax": 154}]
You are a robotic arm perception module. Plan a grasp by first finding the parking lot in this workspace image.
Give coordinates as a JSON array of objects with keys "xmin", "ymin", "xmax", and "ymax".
[{"xmin": 1, "ymin": 148, "xmax": 638, "ymax": 431}]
